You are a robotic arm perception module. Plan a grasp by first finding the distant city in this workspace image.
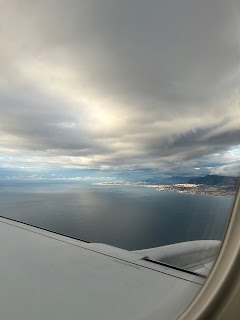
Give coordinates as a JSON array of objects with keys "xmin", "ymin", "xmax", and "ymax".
[{"xmin": 95, "ymin": 175, "xmax": 239, "ymax": 197}]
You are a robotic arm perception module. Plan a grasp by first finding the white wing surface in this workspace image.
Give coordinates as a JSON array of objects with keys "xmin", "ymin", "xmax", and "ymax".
[{"xmin": 0, "ymin": 217, "xmax": 206, "ymax": 320}]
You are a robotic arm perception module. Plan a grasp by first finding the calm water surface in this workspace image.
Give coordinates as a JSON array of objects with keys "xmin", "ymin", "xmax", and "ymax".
[{"xmin": 0, "ymin": 181, "xmax": 234, "ymax": 250}]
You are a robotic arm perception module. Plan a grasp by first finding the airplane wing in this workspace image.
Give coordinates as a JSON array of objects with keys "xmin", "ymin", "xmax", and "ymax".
[
  {"xmin": 0, "ymin": 217, "xmax": 218, "ymax": 320},
  {"xmin": 134, "ymin": 240, "xmax": 220, "ymax": 277}
]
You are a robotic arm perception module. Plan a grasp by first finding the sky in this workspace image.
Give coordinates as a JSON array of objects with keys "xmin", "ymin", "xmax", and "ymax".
[{"xmin": 0, "ymin": 0, "xmax": 240, "ymax": 180}]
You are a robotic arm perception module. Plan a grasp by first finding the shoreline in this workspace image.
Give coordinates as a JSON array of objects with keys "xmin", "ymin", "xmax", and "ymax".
[{"xmin": 93, "ymin": 182, "xmax": 236, "ymax": 197}]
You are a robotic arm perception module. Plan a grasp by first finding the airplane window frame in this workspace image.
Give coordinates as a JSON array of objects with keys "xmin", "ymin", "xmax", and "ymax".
[{"xmin": 178, "ymin": 181, "xmax": 240, "ymax": 320}]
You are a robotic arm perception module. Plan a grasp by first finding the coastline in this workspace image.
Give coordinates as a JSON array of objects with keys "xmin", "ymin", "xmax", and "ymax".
[{"xmin": 93, "ymin": 181, "xmax": 236, "ymax": 197}]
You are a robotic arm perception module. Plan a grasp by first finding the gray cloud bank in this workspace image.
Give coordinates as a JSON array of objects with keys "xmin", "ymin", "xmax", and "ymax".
[{"xmin": 0, "ymin": 0, "xmax": 240, "ymax": 176}]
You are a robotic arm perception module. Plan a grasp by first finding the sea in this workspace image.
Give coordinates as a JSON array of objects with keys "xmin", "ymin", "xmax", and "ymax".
[{"xmin": 0, "ymin": 180, "xmax": 235, "ymax": 251}]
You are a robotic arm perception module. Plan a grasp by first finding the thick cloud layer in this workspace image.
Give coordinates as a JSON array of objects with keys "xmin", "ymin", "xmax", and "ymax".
[{"xmin": 0, "ymin": 0, "xmax": 240, "ymax": 177}]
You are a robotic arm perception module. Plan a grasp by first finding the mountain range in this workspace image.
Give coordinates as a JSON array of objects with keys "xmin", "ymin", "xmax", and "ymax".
[{"xmin": 186, "ymin": 175, "xmax": 239, "ymax": 188}]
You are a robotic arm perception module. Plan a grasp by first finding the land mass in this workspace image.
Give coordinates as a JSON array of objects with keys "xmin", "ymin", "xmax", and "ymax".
[
  {"xmin": 186, "ymin": 175, "xmax": 238, "ymax": 188},
  {"xmin": 94, "ymin": 175, "xmax": 239, "ymax": 197}
]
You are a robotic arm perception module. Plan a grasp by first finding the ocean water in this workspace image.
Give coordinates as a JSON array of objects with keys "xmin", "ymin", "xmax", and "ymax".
[{"xmin": 0, "ymin": 181, "xmax": 235, "ymax": 250}]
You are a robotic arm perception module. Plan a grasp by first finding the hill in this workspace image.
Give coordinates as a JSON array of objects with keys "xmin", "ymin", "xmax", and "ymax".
[{"xmin": 186, "ymin": 175, "xmax": 239, "ymax": 188}]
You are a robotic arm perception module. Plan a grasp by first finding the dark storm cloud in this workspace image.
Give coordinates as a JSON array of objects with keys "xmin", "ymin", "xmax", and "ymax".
[{"xmin": 0, "ymin": 0, "xmax": 239, "ymax": 175}]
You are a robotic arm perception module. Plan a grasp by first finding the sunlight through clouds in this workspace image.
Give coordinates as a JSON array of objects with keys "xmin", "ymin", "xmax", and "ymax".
[{"xmin": 0, "ymin": 0, "xmax": 239, "ymax": 179}]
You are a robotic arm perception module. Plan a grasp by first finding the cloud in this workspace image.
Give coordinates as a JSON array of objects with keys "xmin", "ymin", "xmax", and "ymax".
[
  {"xmin": 211, "ymin": 163, "xmax": 240, "ymax": 177},
  {"xmin": 0, "ymin": 0, "xmax": 239, "ymax": 177}
]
